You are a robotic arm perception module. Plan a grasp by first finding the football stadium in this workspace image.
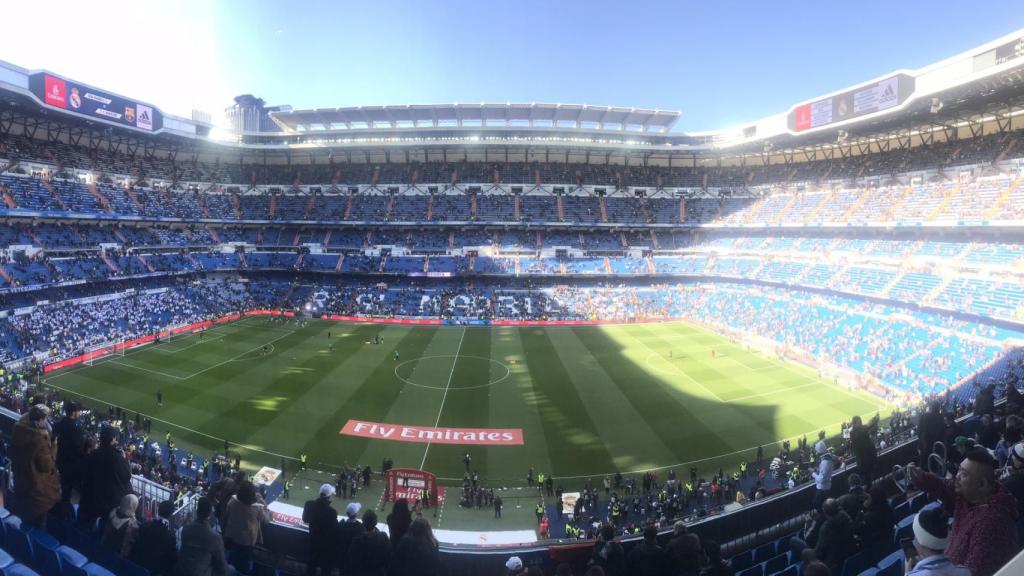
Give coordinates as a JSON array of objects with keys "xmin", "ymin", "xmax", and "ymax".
[{"xmin": 1, "ymin": 9, "xmax": 1024, "ymax": 576}]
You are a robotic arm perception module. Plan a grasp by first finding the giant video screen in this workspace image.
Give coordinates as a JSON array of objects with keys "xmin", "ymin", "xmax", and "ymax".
[{"xmin": 29, "ymin": 73, "xmax": 162, "ymax": 132}]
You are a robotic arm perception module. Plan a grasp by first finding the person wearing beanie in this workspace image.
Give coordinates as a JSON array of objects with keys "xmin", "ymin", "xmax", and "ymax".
[
  {"xmin": 176, "ymin": 496, "xmax": 232, "ymax": 576},
  {"xmin": 811, "ymin": 440, "xmax": 837, "ymax": 512},
  {"xmin": 302, "ymin": 483, "xmax": 337, "ymax": 575},
  {"xmin": 101, "ymin": 493, "xmax": 140, "ymax": 559},
  {"xmin": 348, "ymin": 508, "xmax": 390, "ymax": 576},
  {"xmin": 10, "ymin": 403, "xmax": 59, "ymax": 528},
  {"xmin": 907, "ymin": 447, "xmax": 1019, "ymax": 576},
  {"xmin": 905, "ymin": 507, "xmax": 970, "ymax": 576}
]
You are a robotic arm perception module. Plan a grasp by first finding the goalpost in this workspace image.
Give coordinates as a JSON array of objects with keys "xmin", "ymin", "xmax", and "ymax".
[{"xmin": 83, "ymin": 339, "xmax": 126, "ymax": 366}]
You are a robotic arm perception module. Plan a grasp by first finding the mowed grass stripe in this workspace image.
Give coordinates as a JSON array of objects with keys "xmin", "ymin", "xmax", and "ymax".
[
  {"xmin": 483, "ymin": 327, "xmax": 553, "ymax": 483},
  {"xmin": 425, "ymin": 327, "xmax": 493, "ymax": 478},
  {"xmin": 300, "ymin": 326, "xmax": 441, "ymax": 469},
  {"xmin": 548, "ymin": 327, "xmax": 680, "ymax": 474},
  {"xmin": 518, "ymin": 327, "xmax": 617, "ymax": 478}
]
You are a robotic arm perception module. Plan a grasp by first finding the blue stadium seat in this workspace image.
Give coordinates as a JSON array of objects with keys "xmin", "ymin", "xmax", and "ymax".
[
  {"xmin": 894, "ymin": 515, "xmax": 915, "ymax": 542},
  {"xmin": 774, "ymin": 533, "xmax": 799, "ymax": 556},
  {"xmin": 893, "ymin": 501, "xmax": 912, "ymax": 521},
  {"xmin": 763, "ymin": 552, "xmax": 789, "ymax": 575},
  {"xmin": 908, "ymin": 492, "xmax": 927, "ymax": 513},
  {"xmin": 253, "ymin": 563, "xmax": 279, "ymax": 576},
  {"xmin": 0, "ymin": 517, "xmax": 21, "ymax": 547},
  {"xmin": 28, "ymin": 530, "xmax": 60, "ymax": 568},
  {"xmin": 737, "ymin": 565, "xmax": 764, "ymax": 576},
  {"xmin": 0, "ymin": 550, "xmax": 13, "ymax": 570},
  {"xmin": 3, "ymin": 527, "xmax": 31, "ymax": 565},
  {"xmin": 81, "ymin": 564, "xmax": 115, "ymax": 576},
  {"xmin": 876, "ymin": 551, "xmax": 905, "ymax": 576},
  {"xmin": 769, "ymin": 566, "xmax": 797, "ymax": 576},
  {"xmin": 858, "ymin": 569, "xmax": 880, "ymax": 576},
  {"xmin": 841, "ymin": 550, "xmax": 875, "ymax": 576},
  {"xmin": 753, "ymin": 542, "xmax": 776, "ymax": 564},
  {"xmin": 1, "ymin": 564, "xmax": 40, "ymax": 576},
  {"xmin": 731, "ymin": 550, "xmax": 754, "ymax": 572},
  {"xmin": 115, "ymin": 560, "xmax": 150, "ymax": 576}
]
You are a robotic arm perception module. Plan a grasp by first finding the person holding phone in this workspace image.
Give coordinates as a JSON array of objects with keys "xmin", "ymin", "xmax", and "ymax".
[{"xmin": 903, "ymin": 507, "xmax": 970, "ymax": 576}]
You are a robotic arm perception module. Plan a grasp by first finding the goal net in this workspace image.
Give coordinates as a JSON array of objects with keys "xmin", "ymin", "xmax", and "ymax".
[{"xmin": 83, "ymin": 340, "xmax": 125, "ymax": 366}]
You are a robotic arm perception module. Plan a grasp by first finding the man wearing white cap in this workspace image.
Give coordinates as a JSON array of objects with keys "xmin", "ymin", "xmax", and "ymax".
[
  {"xmin": 302, "ymin": 484, "xmax": 338, "ymax": 575},
  {"xmin": 505, "ymin": 555, "xmax": 525, "ymax": 575},
  {"xmin": 335, "ymin": 500, "xmax": 363, "ymax": 574},
  {"xmin": 905, "ymin": 507, "xmax": 970, "ymax": 576}
]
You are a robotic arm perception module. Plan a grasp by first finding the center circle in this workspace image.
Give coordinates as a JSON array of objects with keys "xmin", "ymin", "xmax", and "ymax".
[{"xmin": 393, "ymin": 355, "xmax": 511, "ymax": 390}]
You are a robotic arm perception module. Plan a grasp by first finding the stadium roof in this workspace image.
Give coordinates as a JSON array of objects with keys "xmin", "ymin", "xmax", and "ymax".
[{"xmin": 268, "ymin": 103, "xmax": 681, "ymax": 134}]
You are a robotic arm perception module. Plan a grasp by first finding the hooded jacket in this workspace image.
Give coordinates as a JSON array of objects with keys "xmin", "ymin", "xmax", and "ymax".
[{"xmin": 10, "ymin": 414, "xmax": 60, "ymax": 520}]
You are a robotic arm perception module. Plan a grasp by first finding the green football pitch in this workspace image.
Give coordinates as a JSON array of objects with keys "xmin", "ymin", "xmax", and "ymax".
[{"xmin": 42, "ymin": 317, "xmax": 891, "ymax": 486}]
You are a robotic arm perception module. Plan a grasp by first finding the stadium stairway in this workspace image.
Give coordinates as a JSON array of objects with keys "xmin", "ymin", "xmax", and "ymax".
[
  {"xmin": 804, "ymin": 190, "xmax": 835, "ymax": 224},
  {"xmin": 40, "ymin": 180, "xmax": 68, "ymax": 212},
  {"xmin": 85, "ymin": 183, "xmax": 111, "ymax": 213},
  {"xmin": 123, "ymin": 187, "xmax": 145, "ymax": 212},
  {"xmin": 986, "ymin": 176, "xmax": 1021, "ymax": 219}
]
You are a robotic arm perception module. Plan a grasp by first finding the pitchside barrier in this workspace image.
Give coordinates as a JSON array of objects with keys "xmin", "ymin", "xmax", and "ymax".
[{"xmin": 0, "ymin": 394, "xmax": 983, "ymax": 575}]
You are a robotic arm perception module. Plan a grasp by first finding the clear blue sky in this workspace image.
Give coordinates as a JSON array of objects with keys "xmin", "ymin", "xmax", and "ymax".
[{"xmin": 4, "ymin": 0, "xmax": 1023, "ymax": 131}]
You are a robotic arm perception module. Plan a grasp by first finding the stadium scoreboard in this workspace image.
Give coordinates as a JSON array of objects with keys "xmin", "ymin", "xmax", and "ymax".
[
  {"xmin": 788, "ymin": 74, "xmax": 915, "ymax": 133},
  {"xmin": 29, "ymin": 72, "xmax": 163, "ymax": 132}
]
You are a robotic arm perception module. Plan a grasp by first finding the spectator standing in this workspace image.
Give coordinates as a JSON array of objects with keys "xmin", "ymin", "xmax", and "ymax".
[
  {"xmin": 589, "ymin": 525, "xmax": 626, "ymax": 576},
  {"xmin": 391, "ymin": 517, "xmax": 444, "ymax": 576},
  {"xmin": 811, "ymin": 441, "xmax": 837, "ymax": 512},
  {"xmin": 223, "ymin": 480, "xmax": 271, "ymax": 573},
  {"xmin": 10, "ymin": 404, "xmax": 59, "ymax": 528},
  {"xmin": 302, "ymin": 484, "xmax": 338, "ymax": 576},
  {"xmin": 665, "ymin": 520, "xmax": 702, "ymax": 576},
  {"xmin": 176, "ymin": 496, "xmax": 233, "ymax": 576},
  {"xmin": 101, "ymin": 493, "xmax": 140, "ymax": 559},
  {"xmin": 387, "ymin": 498, "xmax": 413, "ymax": 551},
  {"xmin": 348, "ymin": 509, "xmax": 391, "ymax": 576},
  {"xmin": 129, "ymin": 500, "xmax": 178, "ymax": 575},
  {"xmin": 627, "ymin": 525, "xmax": 668, "ymax": 576},
  {"xmin": 849, "ymin": 414, "xmax": 879, "ymax": 482},
  {"xmin": 908, "ymin": 447, "xmax": 1019, "ymax": 576},
  {"xmin": 335, "ymin": 502, "xmax": 363, "ymax": 574},
  {"xmin": 52, "ymin": 401, "xmax": 86, "ymax": 503},
  {"xmin": 80, "ymin": 426, "xmax": 133, "ymax": 528}
]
